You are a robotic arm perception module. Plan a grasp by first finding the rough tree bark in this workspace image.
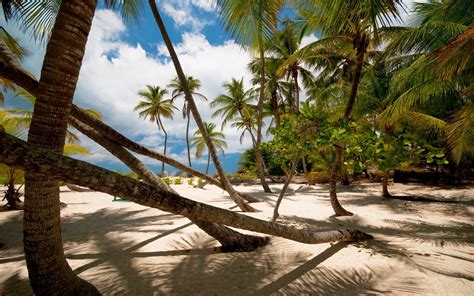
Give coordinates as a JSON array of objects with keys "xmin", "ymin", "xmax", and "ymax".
[
  {"xmin": 148, "ymin": 0, "xmax": 255, "ymax": 211},
  {"xmin": 328, "ymin": 33, "xmax": 368, "ymax": 217},
  {"xmin": 21, "ymin": 0, "xmax": 100, "ymax": 294},
  {"xmin": 70, "ymin": 118, "xmax": 268, "ymax": 251},
  {"xmin": 0, "ymin": 131, "xmax": 373, "ymax": 245},
  {"xmin": 382, "ymin": 170, "xmax": 391, "ymax": 198}
]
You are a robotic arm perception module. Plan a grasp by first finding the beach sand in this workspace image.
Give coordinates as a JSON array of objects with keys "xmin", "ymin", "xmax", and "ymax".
[{"xmin": 1, "ymin": 182, "xmax": 473, "ymax": 295}]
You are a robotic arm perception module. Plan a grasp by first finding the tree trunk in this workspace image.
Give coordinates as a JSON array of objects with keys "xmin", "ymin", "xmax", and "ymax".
[
  {"xmin": 148, "ymin": 1, "xmax": 255, "ymax": 211},
  {"xmin": 4, "ymin": 171, "xmax": 23, "ymax": 210},
  {"xmin": 22, "ymin": 0, "xmax": 100, "ymax": 294},
  {"xmin": 69, "ymin": 118, "xmax": 268, "ymax": 251},
  {"xmin": 157, "ymin": 119, "xmax": 167, "ymax": 177},
  {"xmin": 272, "ymin": 153, "xmax": 300, "ymax": 222},
  {"xmin": 382, "ymin": 170, "xmax": 391, "ymax": 198},
  {"xmin": 292, "ymin": 67, "xmax": 299, "ymax": 112},
  {"xmin": 206, "ymin": 153, "xmax": 210, "ymax": 175},
  {"xmin": 271, "ymin": 90, "xmax": 280, "ymax": 128},
  {"xmin": 255, "ymin": 48, "xmax": 272, "ymax": 193},
  {"xmin": 328, "ymin": 34, "xmax": 367, "ymax": 217},
  {"xmin": 0, "ymin": 131, "xmax": 373, "ymax": 245},
  {"xmin": 0, "ymin": 64, "xmax": 258, "ymax": 203},
  {"xmin": 329, "ymin": 147, "xmax": 353, "ymax": 216},
  {"xmin": 186, "ymin": 110, "xmax": 192, "ymax": 167}
]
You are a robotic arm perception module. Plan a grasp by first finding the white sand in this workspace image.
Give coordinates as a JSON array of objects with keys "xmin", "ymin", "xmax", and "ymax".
[{"xmin": 0, "ymin": 182, "xmax": 473, "ymax": 295}]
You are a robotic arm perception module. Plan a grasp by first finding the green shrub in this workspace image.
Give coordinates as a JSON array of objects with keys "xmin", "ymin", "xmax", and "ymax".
[
  {"xmin": 197, "ymin": 178, "xmax": 204, "ymax": 187},
  {"xmin": 173, "ymin": 177, "xmax": 182, "ymax": 185},
  {"xmin": 187, "ymin": 178, "xmax": 194, "ymax": 185},
  {"xmin": 163, "ymin": 177, "xmax": 172, "ymax": 185}
]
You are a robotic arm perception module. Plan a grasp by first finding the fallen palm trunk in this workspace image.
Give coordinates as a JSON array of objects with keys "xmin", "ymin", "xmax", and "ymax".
[
  {"xmin": 70, "ymin": 117, "xmax": 268, "ymax": 251},
  {"xmin": 0, "ymin": 131, "xmax": 372, "ymax": 244},
  {"xmin": 65, "ymin": 184, "xmax": 95, "ymax": 192}
]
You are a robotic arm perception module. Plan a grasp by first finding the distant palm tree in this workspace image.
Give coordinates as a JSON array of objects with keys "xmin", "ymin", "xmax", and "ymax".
[
  {"xmin": 190, "ymin": 122, "xmax": 227, "ymax": 174},
  {"xmin": 134, "ymin": 85, "xmax": 177, "ymax": 176},
  {"xmin": 168, "ymin": 76, "xmax": 207, "ymax": 168}
]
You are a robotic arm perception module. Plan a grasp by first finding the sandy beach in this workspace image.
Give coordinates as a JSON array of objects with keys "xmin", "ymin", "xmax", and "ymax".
[{"xmin": 1, "ymin": 182, "xmax": 473, "ymax": 295}]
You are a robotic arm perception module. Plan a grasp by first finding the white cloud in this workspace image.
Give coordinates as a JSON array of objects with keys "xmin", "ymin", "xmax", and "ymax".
[
  {"xmin": 72, "ymin": 9, "xmax": 256, "ymax": 165},
  {"xmin": 159, "ymin": 0, "xmax": 214, "ymax": 32}
]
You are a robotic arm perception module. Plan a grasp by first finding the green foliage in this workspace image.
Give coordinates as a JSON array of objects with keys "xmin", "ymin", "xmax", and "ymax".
[
  {"xmin": 197, "ymin": 178, "xmax": 204, "ymax": 187},
  {"xmin": 187, "ymin": 178, "xmax": 194, "ymax": 185},
  {"xmin": 173, "ymin": 177, "xmax": 182, "ymax": 185},
  {"xmin": 163, "ymin": 177, "xmax": 172, "ymax": 185}
]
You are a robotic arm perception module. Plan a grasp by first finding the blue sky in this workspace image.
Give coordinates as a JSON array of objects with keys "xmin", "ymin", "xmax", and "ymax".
[
  {"xmin": 1, "ymin": 0, "xmax": 416, "ymax": 175},
  {"xmin": 1, "ymin": 0, "xmax": 281, "ymax": 174}
]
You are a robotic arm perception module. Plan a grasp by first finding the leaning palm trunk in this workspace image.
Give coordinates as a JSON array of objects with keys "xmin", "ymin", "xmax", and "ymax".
[
  {"xmin": 22, "ymin": 0, "xmax": 100, "ymax": 294},
  {"xmin": 0, "ymin": 131, "xmax": 373, "ymax": 244},
  {"xmin": 0, "ymin": 64, "xmax": 259, "ymax": 203},
  {"xmin": 255, "ymin": 48, "xmax": 272, "ymax": 193},
  {"xmin": 382, "ymin": 170, "xmax": 391, "ymax": 198},
  {"xmin": 272, "ymin": 152, "xmax": 301, "ymax": 222},
  {"xmin": 69, "ymin": 118, "xmax": 268, "ymax": 251},
  {"xmin": 148, "ymin": 1, "xmax": 255, "ymax": 212},
  {"xmin": 328, "ymin": 34, "xmax": 367, "ymax": 217}
]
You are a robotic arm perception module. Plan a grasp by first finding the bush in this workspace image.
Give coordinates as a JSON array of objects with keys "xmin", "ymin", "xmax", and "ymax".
[
  {"xmin": 197, "ymin": 178, "xmax": 204, "ymax": 187},
  {"xmin": 163, "ymin": 177, "xmax": 172, "ymax": 185},
  {"xmin": 187, "ymin": 178, "xmax": 194, "ymax": 185},
  {"xmin": 173, "ymin": 177, "xmax": 182, "ymax": 185},
  {"xmin": 306, "ymin": 171, "xmax": 331, "ymax": 184}
]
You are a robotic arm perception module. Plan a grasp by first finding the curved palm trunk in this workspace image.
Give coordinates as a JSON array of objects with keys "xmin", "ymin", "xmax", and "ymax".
[
  {"xmin": 329, "ymin": 35, "xmax": 367, "ymax": 217},
  {"xmin": 255, "ymin": 48, "xmax": 272, "ymax": 193},
  {"xmin": 382, "ymin": 170, "xmax": 391, "ymax": 198},
  {"xmin": 186, "ymin": 109, "xmax": 192, "ymax": 167},
  {"xmin": 272, "ymin": 152, "xmax": 300, "ymax": 222},
  {"xmin": 148, "ymin": 1, "xmax": 255, "ymax": 211},
  {"xmin": 157, "ymin": 118, "xmax": 167, "ymax": 177},
  {"xmin": 23, "ymin": 0, "xmax": 100, "ymax": 294},
  {"xmin": 205, "ymin": 152, "xmax": 211, "ymax": 174},
  {"xmin": 0, "ymin": 131, "xmax": 373, "ymax": 245},
  {"xmin": 70, "ymin": 118, "xmax": 268, "ymax": 251}
]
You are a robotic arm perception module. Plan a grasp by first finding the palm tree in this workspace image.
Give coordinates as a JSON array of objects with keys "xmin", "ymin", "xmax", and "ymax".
[
  {"xmin": 134, "ymin": 85, "xmax": 177, "ymax": 177},
  {"xmin": 168, "ymin": 75, "xmax": 207, "ymax": 168},
  {"xmin": 191, "ymin": 122, "xmax": 227, "ymax": 174},
  {"xmin": 295, "ymin": 0, "xmax": 402, "ymax": 216},
  {"xmin": 148, "ymin": 1, "xmax": 256, "ymax": 211},
  {"xmin": 382, "ymin": 0, "xmax": 474, "ymax": 173},
  {"xmin": 215, "ymin": 0, "xmax": 284, "ymax": 193}
]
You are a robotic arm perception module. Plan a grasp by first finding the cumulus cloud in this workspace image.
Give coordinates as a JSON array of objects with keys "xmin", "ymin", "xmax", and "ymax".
[
  {"xmin": 159, "ymin": 0, "xmax": 216, "ymax": 32},
  {"xmin": 72, "ymin": 9, "xmax": 256, "ymax": 166}
]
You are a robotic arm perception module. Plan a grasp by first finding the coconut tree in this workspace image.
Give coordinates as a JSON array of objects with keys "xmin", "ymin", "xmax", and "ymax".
[
  {"xmin": 134, "ymin": 85, "xmax": 177, "ymax": 177},
  {"xmin": 168, "ymin": 76, "xmax": 207, "ymax": 168},
  {"xmin": 191, "ymin": 122, "xmax": 227, "ymax": 174},
  {"xmin": 382, "ymin": 0, "xmax": 474, "ymax": 173},
  {"xmin": 215, "ymin": 0, "xmax": 284, "ymax": 193},
  {"xmin": 295, "ymin": 0, "xmax": 402, "ymax": 216},
  {"xmin": 148, "ymin": 1, "xmax": 255, "ymax": 211}
]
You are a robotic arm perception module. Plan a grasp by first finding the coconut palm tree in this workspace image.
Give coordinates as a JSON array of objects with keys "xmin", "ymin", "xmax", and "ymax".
[
  {"xmin": 147, "ymin": 1, "xmax": 256, "ymax": 211},
  {"xmin": 295, "ymin": 0, "xmax": 402, "ymax": 216},
  {"xmin": 191, "ymin": 122, "xmax": 227, "ymax": 174},
  {"xmin": 382, "ymin": 0, "xmax": 474, "ymax": 172},
  {"xmin": 134, "ymin": 85, "xmax": 177, "ymax": 177},
  {"xmin": 168, "ymin": 75, "xmax": 207, "ymax": 168},
  {"xmin": 215, "ymin": 0, "xmax": 284, "ymax": 193}
]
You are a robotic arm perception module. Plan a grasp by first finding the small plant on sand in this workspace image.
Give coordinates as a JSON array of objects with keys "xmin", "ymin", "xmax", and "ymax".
[
  {"xmin": 197, "ymin": 177, "xmax": 204, "ymax": 187},
  {"xmin": 173, "ymin": 177, "xmax": 183, "ymax": 185},
  {"xmin": 163, "ymin": 177, "xmax": 172, "ymax": 185},
  {"xmin": 187, "ymin": 178, "xmax": 194, "ymax": 185}
]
